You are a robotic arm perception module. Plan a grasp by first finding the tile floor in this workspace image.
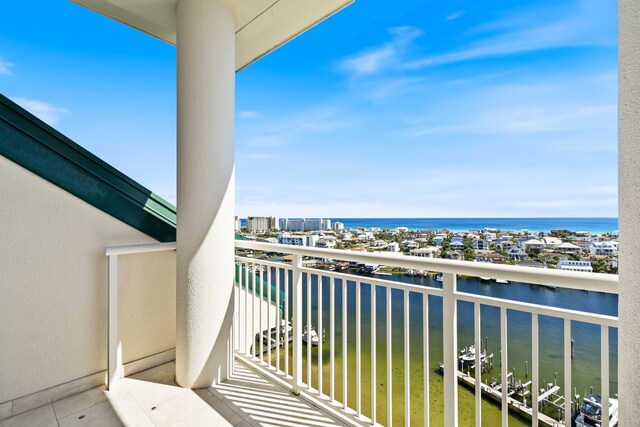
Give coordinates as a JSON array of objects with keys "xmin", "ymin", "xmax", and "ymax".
[{"xmin": 0, "ymin": 360, "xmax": 346, "ymax": 427}]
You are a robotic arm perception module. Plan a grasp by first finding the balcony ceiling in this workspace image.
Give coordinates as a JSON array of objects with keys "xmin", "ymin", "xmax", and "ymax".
[{"xmin": 71, "ymin": 0, "xmax": 352, "ymax": 71}]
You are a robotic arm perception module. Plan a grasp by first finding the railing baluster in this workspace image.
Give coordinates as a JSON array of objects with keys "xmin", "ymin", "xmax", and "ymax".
[
  {"xmin": 443, "ymin": 272, "xmax": 458, "ymax": 427},
  {"xmin": 343, "ymin": 278, "xmax": 348, "ymax": 410},
  {"xmin": 267, "ymin": 264, "xmax": 272, "ymax": 367},
  {"xmin": 307, "ymin": 272, "xmax": 312, "ymax": 390},
  {"xmin": 252, "ymin": 262, "xmax": 257, "ymax": 359},
  {"xmin": 532, "ymin": 313, "xmax": 539, "ymax": 426},
  {"xmin": 601, "ymin": 325, "xmax": 610, "ymax": 427},
  {"xmin": 474, "ymin": 303, "xmax": 481, "ymax": 427},
  {"xmin": 404, "ymin": 289, "xmax": 410, "ymax": 427},
  {"xmin": 330, "ymin": 276, "xmax": 336, "ymax": 402},
  {"xmin": 276, "ymin": 267, "xmax": 281, "ymax": 373},
  {"xmin": 245, "ymin": 262, "xmax": 250, "ymax": 356},
  {"xmin": 292, "ymin": 255, "xmax": 303, "ymax": 394},
  {"xmin": 387, "ymin": 287, "xmax": 393, "ymax": 427},
  {"xmin": 564, "ymin": 318, "xmax": 572, "ymax": 426},
  {"xmin": 233, "ymin": 265, "xmax": 238, "ymax": 356},
  {"xmin": 318, "ymin": 274, "xmax": 323, "ymax": 396},
  {"xmin": 285, "ymin": 267, "xmax": 290, "ymax": 377},
  {"xmin": 259, "ymin": 263, "xmax": 264, "ymax": 363},
  {"xmin": 372, "ymin": 284, "xmax": 377, "ymax": 425},
  {"xmin": 423, "ymin": 292, "xmax": 429, "ymax": 427},
  {"xmin": 356, "ymin": 281, "xmax": 362, "ymax": 416},
  {"xmin": 500, "ymin": 307, "xmax": 508, "ymax": 427}
]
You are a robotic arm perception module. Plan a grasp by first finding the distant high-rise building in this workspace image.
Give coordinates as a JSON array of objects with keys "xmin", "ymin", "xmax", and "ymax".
[
  {"xmin": 278, "ymin": 218, "xmax": 332, "ymax": 231},
  {"xmin": 333, "ymin": 221, "xmax": 344, "ymax": 232},
  {"xmin": 246, "ymin": 216, "xmax": 278, "ymax": 233}
]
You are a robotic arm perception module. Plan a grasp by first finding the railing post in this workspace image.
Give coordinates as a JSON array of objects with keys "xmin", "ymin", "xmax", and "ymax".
[
  {"xmin": 442, "ymin": 272, "xmax": 458, "ymax": 427},
  {"xmin": 292, "ymin": 253, "xmax": 303, "ymax": 394},
  {"xmin": 107, "ymin": 254, "xmax": 122, "ymax": 390}
]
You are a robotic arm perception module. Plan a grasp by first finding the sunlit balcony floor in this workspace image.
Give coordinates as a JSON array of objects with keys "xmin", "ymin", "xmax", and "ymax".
[{"xmin": 0, "ymin": 359, "xmax": 347, "ymax": 427}]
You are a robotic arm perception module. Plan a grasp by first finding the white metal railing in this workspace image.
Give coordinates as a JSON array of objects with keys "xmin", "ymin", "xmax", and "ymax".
[
  {"xmin": 105, "ymin": 242, "xmax": 176, "ymax": 389},
  {"xmin": 233, "ymin": 240, "xmax": 619, "ymax": 427}
]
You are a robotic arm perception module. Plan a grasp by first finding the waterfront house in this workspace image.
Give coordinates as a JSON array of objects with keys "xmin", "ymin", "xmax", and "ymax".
[
  {"xmin": 556, "ymin": 242, "xmax": 582, "ymax": 254},
  {"xmin": 542, "ymin": 236, "xmax": 563, "ymax": 248},
  {"xmin": 315, "ymin": 238, "xmax": 337, "ymax": 249},
  {"xmin": 475, "ymin": 253, "xmax": 506, "ymax": 263},
  {"xmin": 557, "ymin": 260, "xmax": 594, "ymax": 273},
  {"xmin": 409, "ymin": 247, "xmax": 440, "ymax": 258},
  {"xmin": 591, "ymin": 241, "xmax": 619, "ymax": 256},
  {"xmin": 401, "ymin": 240, "xmax": 420, "ymax": 250},
  {"xmin": 506, "ymin": 246, "xmax": 528, "ymax": 261},
  {"xmin": 450, "ymin": 241, "xmax": 465, "ymax": 251},
  {"xmin": 472, "ymin": 239, "xmax": 490, "ymax": 251},
  {"xmin": 432, "ymin": 234, "xmax": 447, "ymax": 245},
  {"xmin": 522, "ymin": 238, "xmax": 545, "ymax": 254},
  {"xmin": 1, "ymin": 1, "xmax": 638, "ymax": 427}
]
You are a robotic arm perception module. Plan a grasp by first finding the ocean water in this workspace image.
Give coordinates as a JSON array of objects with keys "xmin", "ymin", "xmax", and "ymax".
[{"xmin": 332, "ymin": 218, "xmax": 618, "ymax": 234}]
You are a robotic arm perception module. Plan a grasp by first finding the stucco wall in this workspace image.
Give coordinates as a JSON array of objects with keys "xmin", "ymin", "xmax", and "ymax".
[
  {"xmin": 0, "ymin": 155, "xmax": 176, "ymax": 403},
  {"xmin": 619, "ymin": 0, "xmax": 640, "ymax": 424},
  {"xmin": 233, "ymin": 285, "xmax": 279, "ymax": 356}
]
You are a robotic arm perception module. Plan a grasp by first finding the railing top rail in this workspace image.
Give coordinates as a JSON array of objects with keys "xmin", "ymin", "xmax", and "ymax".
[
  {"xmin": 106, "ymin": 241, "xmax": 176, "ymax": 256},
  {"xmin": 235, "ymin": 240, "xmax": 618, "ymax": 294}
]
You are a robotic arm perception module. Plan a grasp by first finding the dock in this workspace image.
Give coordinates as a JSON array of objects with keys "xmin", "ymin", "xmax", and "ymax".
[
  {"xmin": 439, "ymin": 343, "xmax": 574, "ymax": 426},
  {"xmin": 456, "ymin": 370, "xmax": 566, "ymax": 426}
]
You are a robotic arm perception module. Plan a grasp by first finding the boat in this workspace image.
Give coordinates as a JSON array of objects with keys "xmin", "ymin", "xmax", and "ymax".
[
  {"xmin": 302, "ymin": 325, "xmax": 325, "ymax": 346},
  {"xmin": 459, "ymin": 346, "xmax": 487, "ymax": 365},
  {"xmin": 436, "ymin": 273, "xmax": 443, "ymax": 282},
  {"xmin": 495, "ymin": 279, "xmax": 509, "ymax": 284},
  {"xmin": 480, "ymin": 277, "xmax": 492, "ymax": 282},
  {"xmin": 575, "ymin": 393, "xmax": 619, "ymax": 427}
]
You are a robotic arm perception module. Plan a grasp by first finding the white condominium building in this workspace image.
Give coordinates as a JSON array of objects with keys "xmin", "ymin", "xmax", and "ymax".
[
  {"xmin": 279, "ymin": 218, "xmax": 332, "ymax": 231},
  {"xmin": 277, "ymin": 234, "xmax": 306, "ymax": 246},
  {"xmin": 246, "ymin": 216, "xmax": 279, "ymax": 232}
]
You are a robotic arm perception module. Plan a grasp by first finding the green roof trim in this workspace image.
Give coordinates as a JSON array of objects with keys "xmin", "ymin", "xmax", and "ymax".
[{"xmin": 0, "ymin": 93, "xmax": 177, "ymax": 242}]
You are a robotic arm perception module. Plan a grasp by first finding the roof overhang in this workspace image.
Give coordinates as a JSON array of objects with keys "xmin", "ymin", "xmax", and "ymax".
[{"xmin": 70, "ymin": 0, "xmax": 353, "ymax": 71}]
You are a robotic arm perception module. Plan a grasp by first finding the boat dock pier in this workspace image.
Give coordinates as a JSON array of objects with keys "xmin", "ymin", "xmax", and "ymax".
[
  {"xmin": 456, "ymin": 370, "xmax": 567, "ymax": 426},
  {"xmin": 440, "ymin": 343, "xmax": 575, "ymax": 426}
]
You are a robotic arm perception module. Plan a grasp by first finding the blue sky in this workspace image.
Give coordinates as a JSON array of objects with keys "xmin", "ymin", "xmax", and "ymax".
[{"xmin": 0, "ymin": 0, "xmax": 618, "ymax": 218}]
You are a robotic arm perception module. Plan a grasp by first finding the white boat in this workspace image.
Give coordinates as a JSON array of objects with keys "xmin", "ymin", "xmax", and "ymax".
[
  {"xmin": 459, "ymin": 346, "xmax": 487, "ymax": 364},
  {"xmin": 302, "ymin": 325, "xmax": 325, "ymax": 346},
  {"xmin": 436, "ymin": 273, "xmax": 443, "ymax": 282},
  {"xmin": 495, "ymin": 279, "xmax": 509, "ymax": 284},
  {"xmin": 575, "ymin": 393, "xmax": 619, "ymax": 427},
  {"xmin": 480, "ymin": 277, "xmax": 492, "ymax": 282}
]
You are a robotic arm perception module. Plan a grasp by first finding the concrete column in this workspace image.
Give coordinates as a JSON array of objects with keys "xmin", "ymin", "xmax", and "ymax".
[
  {"xmin": 176, "ymin": 0, "xmax": 236, "ymax": 388},
  {"xmin": 619, "ymin": 0, "xmax": 640, "ymax": 423}
]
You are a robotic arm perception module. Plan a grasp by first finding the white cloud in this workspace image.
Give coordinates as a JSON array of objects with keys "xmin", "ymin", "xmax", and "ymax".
[
  {"xmin": 241, "ymin": 106, "xmax": 350, "ymax": 148},
  {"xmin": 406, "ymin": 2, "xmax": 615, "ymax": 70},
  {"xmin": 337, "ymin": 26, "xmax": 423, "ymax": 77},
  {"xmin": 0, "ymin": 56, "xmax": 14, "ymax": 75},
  {"xmin": 446, "ymin": 11, "xmax": 465, "ymax": 21},
  {"xmin": 238, "ymin": 111, "xmax": 261, "ymax": 119},
  {"xmin": 10, "ymin": 97, "xmax": 69, "ymax": 126}
]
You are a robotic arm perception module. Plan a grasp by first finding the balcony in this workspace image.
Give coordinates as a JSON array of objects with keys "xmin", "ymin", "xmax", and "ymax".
[{"xmin": 76, "ymin": 239, "xmax": 616, "ymax": 427}]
